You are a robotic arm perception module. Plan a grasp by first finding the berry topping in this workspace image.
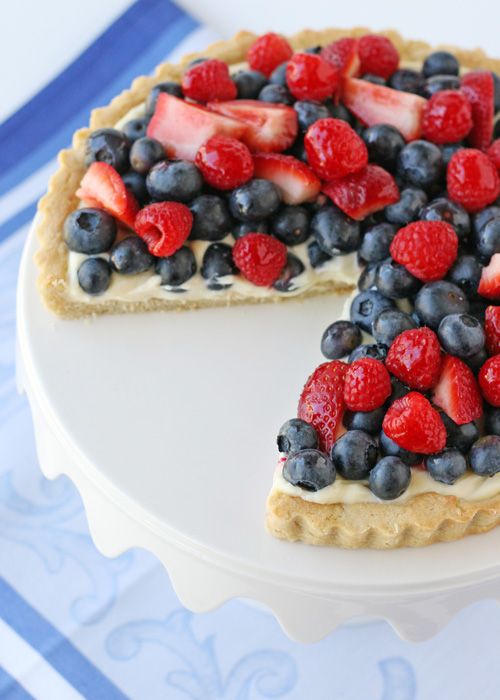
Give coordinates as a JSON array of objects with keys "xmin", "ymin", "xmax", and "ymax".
[
  {"xmin": 362, "ymin": 124, "xmax": 405, "ymax": 170},
  {"xmin": 350, "ymin": 289, "xmax": 395, "ymax": 333},
  {"xmin": 76, "ymin": 162, "xmax": 139, "ymax": 229},
  {"xmin": 331, "ymin": 429, "xmax": 378, "ymax": 480},
  {"xmin": 232, "ymin": 232, "xmax": 287, "ymax": 286},
  {"xmin": 438, "ymin": 313, "xmax": 485, "ymax": 359},
  {"xmin": 379, "ymin": 429, "xmax": 422, "ymax": 466},
  {"xmin": 285, "ymin": 53, "xmax": 339, "ymax": 101},
  {"xmin": 385, "ymin": 327, "xmax": 442, "ymax": 391},
  {"xmin": 425, "ymin": 449, "xmax": 467, "ymax": 485},
  {"xmin": 229, "ymin": 178, "xmax": 282, "ymax": 221},
  {"xmin": 181, "ymin": 59, "xmax": 236, "ymax": 102},
  {"xmin": 447, "ymin": 148, "xmax": 500, "ymax": 212},
  {"xmin": 64, "ymin": 208, "xmax": 116, "ymax": 254},
  {"xmin": 383, "ymin": 392, "xmax": 446, "ymax": 454},
  {"xmin": 423, "ymin": 51, "xmax": 460, "ymax": 78},
  {"xmin": 145, "ymin": 81, "xmax": 183, "ymax": 116},
  {"xmin": 155, "ymin": 246, "xmax": 196, "ymax": 287},
  {"xmin": 414, "ymin": 280, "xmax": 469, "ymax": 330},
  {"xmin": 461, "ymin": 70, "xmax": 494, "ymax": 150},
  {"xmin": 323, "ymin": 164, "xmax": 399, "ymax": 221},
  {"xmin": 129, "ymin": 137, "xmax": 165, "ymax": 174},
  {"xmin": 432, "ymin": 354, "xmax": 483, "ymax": 424},
  {"xmin": 85, "ymin": 128, "xmax": 131, "ymax": 173},
  {"xmin": 368, "ymin": 456, "xmax": 411, "ymax": 500},
  {"xmin": 341, "ymin": 77, "xmax": 427, "ymax": 141},
  {"xmin": 146, "ymin": 160, "xmax": 203, "ymax": 203},
  {"xmin": 485, "ymin": 306, "xmax": 500, "ymax": 354},
  {"xmin": 357, "ymin": 34, "xmax": 399, "ymax": 79},
  {"xmin": 469, "ymin": 436, "xmax": 500, "ymax": 476},
  {"xmin": 201, "ymin": 243, "xmax": 238, "ymax": 290},
  {"xmin": 374, "ymin": 258, "xmax": 421, "ymax": 299},
  {"xmin": 420, "ymin": 197, "xmax": 471, "ymax": 242},
  {"xmin": 478, "ymin": 253, "xmax": 500, "ymax": 299},
  {"xmin": 247, "ymin": 33, "xmax": 293, "ymax": 78},
  {"xmin": 109, "ymin": 236, "xmax": 154, "ymax": 275},
  {"xmin": 343, "ymin": 406, "xmax": 385, "ymax": 435},
  {"xmin": 385, "ymin": 187, "xmax": 427, "ymax": 225},
  {"xmin": 422, "ymin": 90, "xmax": 473, "ymax": 144},
  {"xmin": 344, "ymin": 358, "xmax": 392, "ymax": 411},
  {"xmin": 304, "ymin": 118, "xmax": 368, "ymax": 181},
  {"xmin": 233, "ymin": 69, "xmax": 268, "ymax": 99},
  {"xmin": 321, "ymin": 320, "xmax": 362, "ymax": 360},
  {"xmin": 277, "ymin": 418, "xmax": 319, "ymax": 454},
  {"xmin": 195, "ymin": 136, "xmax": 254, "ymax": 190},
  {"xmin": 310, "ymin": 205, "xmax": 361, "ymax": 255},
  {"xmin": 282, "ymin": 449, "xmax": 336, "ymax": 491},
  {"xmin": 479, "ymin": 354, "xmax": 500, "ymax": 406},
  {"xmin": 134, "ymin": 202, "xmax": 192, "ymax": 257},
  {"xmin": 321, "ymin": 37, "xmax": 360, "ymax": 77},
  {"xmin": 487, "ymin": 139, "xmax": 500, "ymax": 171},
  {"xmin": 389, "ymin": 221, "xmax": 458, "ymax": 282},
  {"xmin": 397, "ymin": 140, "xmax": 443, "ymax": 190},
  {"xmin": 189, "ymin": 194, "xmax": 232, "ymax": 241},
  {"xmin": 77, "ymin": 257, "xmax": 111, "ymax": 295},
  {"xmin": 252, "ymin": 153, "xmax": 320, "ymax": 204},
  {"xmin": 297, "ymin": 360, "xmax": 348, "ymax": 453},
  {"xmin": 271, "ymin": 206, "xmax": 310, "ymax": 246}
]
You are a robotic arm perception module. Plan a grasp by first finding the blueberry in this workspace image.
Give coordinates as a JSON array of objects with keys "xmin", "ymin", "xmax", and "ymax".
[
  {"xmin": 282, "ymin": 449, "xmax": 336, "ymax": 491},
  {"xmin": 357, "ymin": 263, "xmax": 379, "ymax": 291},
  {"xmin": 343, "ymin": 407, "xmax": 385, "ymax": 435},
  {"xmin": 385, "ymin": 187, "xmax": 427, "ymax": 225},
  {"xmin": 325, "ymin": 101, "xmax": 354, "ymax": 125},
  {"xmin": 229, "ymin": 179, "xmax": 282, "ymax": 222},
  {"xmin": 145, "ymin": 81, "xmax": 183, "ymax": 116},
  {"xmin": 307, "ymin": 240, "xmax": 333, "ymax": 268},
  {"xmin": 129, "ymin": 137, "xmax": 165, "ymax": 174},
  {"xmin": 465, "ymin": 348, "xmax": 488, "ymax": 374},
  {"xmin": 110, "ymin": 236, "xmax": 154, "ymax": 274},
  {"xmin": 397, "ymin": 140, "xmax": 443, "ymax": 190},
  {"xmin": 187, "ymin": 57, "xmax": 208, "ymax": 67},
  {"xmin": 122, "ymin": 171, "xmax": 149, "ymax": 205},
  {"xmin": 425, "ymin": 449, "xmax": 467, "ymax": 485},
  {"xmin": 414, "ymin": 281, "xmax": 469, "ymax": 330},
  {"xmin": 232, "ymin": 221, "xmax": 268, "ymax": 240},
  {"xmin": 189, "ymin": 195, "xmax": 233, "ymax": 241},
  {"xmin": 77, "ymin": 257, "xmax": 111, "ymax": 295},
  {"xmin": 468, "ymin": 299, "xmax": 489, "ymax": 324},
  {"xmin": 361, "ymin": 73, "xmax": 386, "ymax": 86},
  {"xmin": 473, "ymin": 207, "xmax": 500, "ymax": 235},
  {"xmin": 350, "ymin": 290, "xmax": 395, "ymax": 333},
  {"xmin": 493, "ymin": 73, "xmax": 500, "ymax": 113},
  {"xmin": 294, "ymin": 100, "xmax": 330, "ymax": 132},
  {"xmin": 420, "ymin": 197, "xmax": 470, "ymax": 242},
  {"xmin": 486, "ymin": 407, "xmax": 500, "ymax": 436},
  {"xmin": 447, "ymin": 255, "xmax": 482, "ymax": 298},
  {"xmin": 155, "ymin": 246, "xmax": 196, "ymax": 286},
  {"xmin": 146, "ymin": 160, "xmax": 203, "ymax": 202},
  {"xmin": 200, "ymin": 243, "xmax": 238, "ymax": 290},
  {"xmin": 348, "ymin": 343, "xmax": 388, "ymax": 363},
  {"xmin": 469, "ymin": 436, "xmax": 500, "ymax": 476},
  {"xmin": 441, "ymin": 142, "xmax": 464, "ymax": 166},
  {"xmin": 440, "ymin": 412, "xmax": 479, "ymax": 452},
  {"xmin": 375, "ymin": 258, "xmax": 421, "ymax": 299},
  {"xmin": 475, "ymin": 217, "xmax": 500, "ymax": 263},
  {"xmin": 438, "ymin": 313, "xmax": 485, "ymax": 358},
  {"xmin": 311, "ymin": 205, "xmax": 361, "ymax": 255},
  {"xmin": 64, "ymin": 208, "xmax": 116, "ymax": 254},
  {"xmin": 495, "ymin": 120, "xmax": 500, "ymax": 140},
  {"xmin": 233, "ymin": 69, "xmax": 267, "ymax": 98},
  {"xmin": 85, "ymin": 128, "xmax": 131, "ymax": 173},
  {"xmin": 321, "ymin": 320, "xmax": 362, "ymax": 359},
  {"xmin": 380, "ymin": 430, "xmax": 422, "ymax": 466},
  {"xmin": 423, "ymin": 51, "xmax": 460, "ymax": 78},
  {"xmin": 271, "ymin": 206, "xmax": 310, "ymax": 246},
  {"xmin": 388, "ymin": 377, "xmax": 411, "ymax": 403},
  {"xmin": 273, "ymin": 253, "xmax": 305, "ymax": 292},
  {"xmin": 331, "ymin": 430, "xmax": 378, "ymax": 480},
  {"xmin": 368, "ymin": 456, "xmax": 411, "ymax": 500},
  {"xmin": 304, "ymin": 45, "xmax": 322, "ymax": 54},
  {"xmin": 286, "ymin": 135, "xmax": 308, "ymax": 161},
  {"xmin": 277, "ymin": 418, "xmax": 318, "ymax": 454},
  {"xmin": 372, "ymin": 309, "xmax": 417, "ymax": 346},
  {"xmin": 388, "ymin": 69, "xmax": 425, "ymax": 94},
  {"xmin": 258, "ymin": 84, "xmax": 293, "ymax": 105},
  {"xmin": 362, "ymin": 125, "xmax": 405, "ymax": 171},
  {"xmin": 423, "ymin": 74, "xmax": 461, "ymax": 98},
  {"xmin": 122, "ymin": 118, "xmax": 148, "ymax": 142},
  {"xmin": 269, "ymin": 61, "xmax": 289, "ymax": 86}
]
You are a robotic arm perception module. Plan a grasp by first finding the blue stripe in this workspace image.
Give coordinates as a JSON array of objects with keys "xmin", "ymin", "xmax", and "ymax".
[
  {"xmin": 0, "ymin": 578, "xmax": 128, "ymax": 700},
  {"xmin": 0, "ymin": 667, "xmax": 35, "ymax": 700},
  {"xmin": 0, "ymin": 202, "xmax": 37, "ymax": 244}
]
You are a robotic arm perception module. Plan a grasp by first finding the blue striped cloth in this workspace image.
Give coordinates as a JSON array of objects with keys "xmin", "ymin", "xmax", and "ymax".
[{"xmin": 2, "ymin": 2, "xmax": 500, "ymax": 697}]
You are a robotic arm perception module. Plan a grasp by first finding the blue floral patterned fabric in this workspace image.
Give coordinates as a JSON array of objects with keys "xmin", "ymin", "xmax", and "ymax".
[{"xmin": 1, "ymin": 2, "xmax": 500, "ymax": 698}]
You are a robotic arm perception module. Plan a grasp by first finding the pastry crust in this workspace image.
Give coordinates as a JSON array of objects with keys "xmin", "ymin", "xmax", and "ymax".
[{"xmin": 35, "ymin": 28, "xmax": 500, "ymax": 318}]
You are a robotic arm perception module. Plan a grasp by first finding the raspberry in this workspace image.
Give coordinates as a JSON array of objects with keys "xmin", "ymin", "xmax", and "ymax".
[
  {"xmin": 285, "ymin": 53, "xmax": 339, "ymax": 101},
  {"xmin": 487, "ymin": 139, "xmax": 500, "ymax": 171},
  {"xmin": 432, "ymin": 355, "xmax": 484, "ymax": 424},
  {"xmin": 298, "ymin": 360, "xmax": 347, "ymax": 452},
  {"xmin": 134, "ymin": 202, "xmax": 193, "ymax": 256},
  {"xmin": 195, "ymin": 136, "xmax": 254, "ymax": 190},
  {"xmin": 343, "ymin": 358, "xmax": 392, "ymax": 411},
  {"xmin": 182, "ymin": 59, "xmax": 237, "ymax": 103},
  {"xmin": 485, "ymin": 306, "xmax": 500, "ymax": 355},
  {"xmin": 382, "ymin": 392, "xmax": 446, "ymax": 454},
  {"xmin": 357, "ymin": 34, "xmax": 399, "ymax": 79},
  {"xmin": 321, "ymin": 37, "xmax": 360, "ymax": 77},
  {"xmin": 461, "ymin": 70, "xmax": 494, "ymax": 150},
  {"xmin": 247, "ymin": 33, "xmax": 293, "ymax": 77},
  {"xmin": 389, "ymin": 221, "xmax": 458, "ymax": 282},
  {"xmin": 232, "ymin": 233, "xmax": 287, "ymax": 286},
  {"xmin": 447, "ymin": 148, "xmax": 500, "ymax": 212},
  {"xmin": 386, "ymin": 327, "xmax": 442, "ymax": 391},
  {"xmin": 304, "ymin": 118, "xmax": 368, "ymax": 180},
  {"xmin": 422, "ymin": 90, "xmax": 473, "ymax": 144},
  {"xmin": 479, "ymin": 355, "xmax": 500, "ymax": 406},
  {"xmin": 323, "ymin": 164, "xmax": 399, "ymax": 221}
]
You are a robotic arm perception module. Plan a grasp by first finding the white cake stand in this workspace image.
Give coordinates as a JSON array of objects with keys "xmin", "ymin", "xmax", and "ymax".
[{"xmin": 17, "ymin": 224, "xmax": 500, "ymax": 643}]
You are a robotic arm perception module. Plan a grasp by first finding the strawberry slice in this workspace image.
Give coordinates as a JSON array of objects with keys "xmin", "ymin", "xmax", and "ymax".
[
  {"xmin": 478, "ymin": 252, "xmax": 500, "ymax": 300},
  {"xmin": 322, "ymin": 164, "xmax": 399, "ymax": 220},
  {"xmin": 461, "ymin": 71, "xmax": 494, "ymax": 151},
  {"xmin": 485, "ymin": 306, "xmax": 500, "ymax": 355},
  {"xmin": 147, "ymin": 93, "xmax": 248, "ymax": 162},
  {"xmin": 76, "ymin": 162, "xmax": 139, "ymax": 229},
  {"xmin": 341, "ymin": 77, "xmax": 427, "ymax": 141},
  {"xmin": 207, "ymin": 99, "xmax": 298, "ymax": 153},
  {"xmin": 432, "ymin": 355, "xmax": 483, "ymax": 425},
  {"xmin": 321, "ymin": 37, "xmax": 360, "ymax": 77},
  {"xmin": 252, "ymin": 153, "xmax": 320, "ymax": 204}
]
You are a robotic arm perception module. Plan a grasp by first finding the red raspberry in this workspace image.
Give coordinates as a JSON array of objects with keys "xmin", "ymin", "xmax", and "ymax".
[
  {"xmin": 232, "ymin": 233, "xmax": 287, "ymax": 286},
  {"xmin": 343, "ymin": 358, "xmax": 392, "ymax": 411},
  {"xmin": 447, "ymin": 148, "xmax": 500, "ymax": 212},
  {"xmin": 304, "ymin": 118, "xmax": 368, "ymax": 180},
  {"xmin": 382, "ymin": 392, "xmax": 446, "ymax": 454},
  {"xmin": 479, "ymin": 355, "xmax": 500, "ymax": 406},
  {"xmin": 134, "ymin": 202, "xmax": 192, "ymax": 256},
  {"xmin": 182, "ymin": 59, "xmax": 237, "ymax": 103},
  {"xmin": 422, "ymin": 90, "xmax": 473, "ymax": 144},
  {"xmin": 432, "ymin": 355, "xmax": 483, "ymax": 424},
  {"xmin": 461, "ymin": 71, "xmax": 494, "ymax": 150},
  {"xmin": 247, "ymin": 33, "xmax": 293, "ymax": 77},
  {"xmin": 323, "ymin": 164, "xmax": 399, "ymax": 221},
  {"xmin": 357, "ymin": 34, "xmax": 399, "ymax": 79},
  {"xmin": 487, "ymin": 139, "xmax": 500, "ymax": 171},
  {"xmin": 321, "ymin": 37, "xmax": 360, "ymax": 77},
  {"xmin": 389, "ymin": 221, "xmax": 458, "ymax": 282},
  {"xmin": 285, "ymin": 53, "xmax": 339, "ymax": 101},
  {"xmin": 386, "ymin": 328, "xmax": 442, "ymax": 391},
  {"xmin": 298, "ymin": 360, "xmax": 347, "ymax": 452},
  {"xmin": 485, "ymin": 306, "xmax": 500, "ymax": 355},
  {"xmin": 195, "ymin": 136, "xmax": 253, "ymax": 190}
]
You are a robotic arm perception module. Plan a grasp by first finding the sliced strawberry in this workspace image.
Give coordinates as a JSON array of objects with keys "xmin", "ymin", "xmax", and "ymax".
[
  {"xmin": 76, "ymin": 162, "xmax": 139, "ymax": 229},
  {"xmin": 322, "ymin": 164, "xmax": 399, "ymax": 220},
  {"xmin": 478, "ymin": 253, "xmax": 500, "ymax": 300},
  {"xmin": 321, "ymin": 37, "xmax": 360, "ymax": 77},
  {"xmin": 252, "ymin": 153, "xmax": 320, "ymax": 204},
  {"xmin": 341, "ymin": 77, "xmax": 427, "ymax": 141},
  {"xmin": 461, "ymin": 71, "xmax": 494, "ymax": 150},
  {"xmin": 147, "ymin": 93, "xmax": 248, "ymax": 162},
  {"xmin": 432, "ymin": 355, "xmax": 483, "ymax": 425},
  {"xmin": 485, "ymin": 306, "xmax": 500, "ymax": 355},
  {"xmin": 207, "ymin": 99, "xmax": 298, "ymax": 153}
]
